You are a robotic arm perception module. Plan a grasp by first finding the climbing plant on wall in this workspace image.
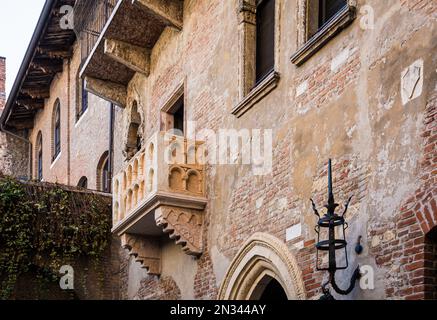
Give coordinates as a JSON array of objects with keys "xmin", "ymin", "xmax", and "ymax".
[{"xmin": 0, "ymin": 176, "xmax": 112, "ymax": 299}]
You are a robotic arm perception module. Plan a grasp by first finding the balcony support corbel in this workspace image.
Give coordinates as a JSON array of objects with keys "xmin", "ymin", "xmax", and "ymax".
[
  {"xmin": 155, "ymin": 205, "xmax": 203, "ymax": 257},
  {"xmin": 104, "ymin": 38, "xmax": 151, "ymax": 76},
  {"xmin": 133, "ymin": 0, "xmax": 183, "ymax": 30},
  {"xmin": 84, "ymin": 76, "xmax": 127, "ymax": 108},
  {"xmin": 121, "ymin": 234, "xmax": 161, "ymax": 275}
]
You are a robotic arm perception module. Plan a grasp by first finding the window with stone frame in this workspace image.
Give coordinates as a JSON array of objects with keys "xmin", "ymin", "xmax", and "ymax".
[
  {"xmin": 161, "ymin": 84, "xmax": 185, "ymax": 136},
  {"xmin": 232, "ymin": 0, "xmax": 280, "ymax": 118},
  {"xmin": 256, "ymin": 0, "xmax": 275, "ymax": 84},
  {"xmin": 52, "ymin": 99, "xmax": 61, "ymax": 161},
  {"xmin": 291, "ymin": 0, "xmax": 356, "ymax": 66}
]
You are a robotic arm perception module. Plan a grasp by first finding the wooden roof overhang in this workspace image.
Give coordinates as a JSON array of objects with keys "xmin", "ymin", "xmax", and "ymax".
[
  {"xmin": 0, "ymin": 0, "xmax": 76, "ymax": 131},
  {"xmin": 79, "ymin": 0, "xmax": 183, "ymax": 108}
]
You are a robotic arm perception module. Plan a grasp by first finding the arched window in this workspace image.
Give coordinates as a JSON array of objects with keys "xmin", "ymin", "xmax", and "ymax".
[
  {"xmin": 35, "ymin": 132, "xmax": 43, "ymax": 181},
  {"xmin": 77, "ymin": 176, "xmax": 88, "ymax": 189},
  {"xmin": 97, "ymin": 151, "xmax": 111, "ymax": 193},
  {"xmin": 52, "ymin": 100, "xmax": 61, "ymax": 160}
]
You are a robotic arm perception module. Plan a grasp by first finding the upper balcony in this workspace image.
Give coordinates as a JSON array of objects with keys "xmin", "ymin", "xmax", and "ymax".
[
  {"xmin": 74, "ymin": 0, "xmax": 118, "ymax": 63},
  {"xmin": 112, "ymin": 132, "xmax": 206, "ymax": 275},
  {"xmin": 79, "ymin": 0, "xmax": 184, "ymax": 107}
]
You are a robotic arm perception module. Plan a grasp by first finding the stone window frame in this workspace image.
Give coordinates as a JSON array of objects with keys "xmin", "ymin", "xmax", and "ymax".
[
  {"xmin": 232, "ymin": 0, "xmax": 282, "ymax": 118},
  {"xmin": 290, "ymin": 0, "xmax": 357, "ymax": 66},
  {"xmin": 160, "ymin": 82, "xmax": 186, "ymax": 135}
]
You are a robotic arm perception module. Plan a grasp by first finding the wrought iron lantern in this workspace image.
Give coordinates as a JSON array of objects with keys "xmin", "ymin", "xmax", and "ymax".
[{"xmin": 311, "ymin": 159, "xmax": 361, "ymax": 299}]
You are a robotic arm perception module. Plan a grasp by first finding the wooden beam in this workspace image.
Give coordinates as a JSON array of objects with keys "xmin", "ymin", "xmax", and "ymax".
[
  {"xmin": 20, "ymin": 87, "xmax": 50, "ymax": 99},
  {"xmin": 8, "ymin": 118, "xmax": 34, "ymax": 130},
  {"xmin": 84, "ymin": 77, "xmax": 127, "ymax": 108},
  {"xmin": 30, "ymin": 58, "xmax": 64, "ymax": 75},
  {"xmin": 104, "ymin": 38, "xmax": 150, "ymax": 76},
  {"xmin": 37, "ymin": 46, "xmax": 72, "ymax": 59},
  {"xmin": 133, "ymin": 0, "xmax": 183, "ymax": 30},
  {"xmin": 16, "ymin": 98, "xmax": 45, "ymax": 110}
]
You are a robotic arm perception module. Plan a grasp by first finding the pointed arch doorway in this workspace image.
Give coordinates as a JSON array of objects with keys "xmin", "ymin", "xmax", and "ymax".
[
  {"xmin": 218, "ymin": 233, "xmax": 306, "ymax": 300},
  {"xmin": 251, "ymin": 274, "xmax": 288, "ymax": 301}
]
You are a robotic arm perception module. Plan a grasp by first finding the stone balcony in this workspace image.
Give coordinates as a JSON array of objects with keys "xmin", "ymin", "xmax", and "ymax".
[
  {"xmin": 112, "ymin": 132, "xmax": 206, "ymax": 275},
  {"xmin": 79, "ymin": 0, "xmax": 184, "ymax": 107}
]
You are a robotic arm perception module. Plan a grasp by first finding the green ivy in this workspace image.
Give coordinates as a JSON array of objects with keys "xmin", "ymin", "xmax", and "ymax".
[{"xmin": 0, "ymin": 177, "xmax": 111, "ymax": 299}]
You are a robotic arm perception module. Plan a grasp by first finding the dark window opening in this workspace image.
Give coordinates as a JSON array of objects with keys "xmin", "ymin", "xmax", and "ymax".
[
  {"xmin": 256, "ymin": 0, "xmax": 275, "ymax": 85},
  {"xmin": 259, "ymin": 279, "xmax": 288, "ymax": 301},
  {"xmin": 80, "ymin": 78, "xmax": 88, "ymax": 117},
  {"xmin": 318, "ymin": 0, "xmax": 348, "ymax": 29},
  {"xmin": 102, "ymin": 159, "xmax": 110, "ymax": 193},
  {"xmin": 137, "ymin": 135, "xmax": 142, "ymax": 151},
  {"xmin": 36, "ymin": 133, "xmax": 43, "ymax": 182},
  {"xmin": 172, "ymin": 96, "xmax": 185, "ymax": 136},
  {"xmin": 53, "ymin": 102, "xmax": 61, "ymax": 160},
  {"xmin": 38, "ymin": 151, "xmax": 43, "ymax": 181},
  {"xmin": 78, "ymin": 177, "xmax": 88, "ymax": 189}
]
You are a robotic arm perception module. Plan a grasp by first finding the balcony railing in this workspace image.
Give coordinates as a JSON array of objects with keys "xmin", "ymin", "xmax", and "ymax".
[
  {"xmin": 74, "ymin": 0, "xmax": 118, "ymax": 63},
  {"xmin": 112, "ymin": 132, "xmax": 206, "ymax": 228}
]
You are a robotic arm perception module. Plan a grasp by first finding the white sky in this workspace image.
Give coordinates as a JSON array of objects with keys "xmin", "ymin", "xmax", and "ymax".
[{"xmin": 0, "ymin": 0, "xmax": 46, "ymax": 96}]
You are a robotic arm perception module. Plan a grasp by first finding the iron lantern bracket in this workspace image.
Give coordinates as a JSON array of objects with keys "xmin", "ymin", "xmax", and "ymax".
[{"xmin": 311, "ymin": 159, "xmax": 362, "ymax": 297}]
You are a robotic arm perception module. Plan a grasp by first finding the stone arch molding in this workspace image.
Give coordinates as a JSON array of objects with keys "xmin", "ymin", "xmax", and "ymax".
[{"xmin": 218, "ymin": 233, "xmax": 306, "ymax": 300}]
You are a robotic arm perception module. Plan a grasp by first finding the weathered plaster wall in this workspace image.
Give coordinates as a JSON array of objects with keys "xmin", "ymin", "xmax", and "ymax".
[{"xmin": 112, "ymin": 0, "xmax": 436, "ymax": 300}]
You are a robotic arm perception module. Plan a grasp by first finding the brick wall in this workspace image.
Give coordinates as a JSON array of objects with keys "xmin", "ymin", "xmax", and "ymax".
[
  {"xmin": 90, "ymin": 0, "xmax": 436, "ymax": 300},
  {"xmin": 372, "ymin": 94, "xmax": 437, "ymax": 300}
]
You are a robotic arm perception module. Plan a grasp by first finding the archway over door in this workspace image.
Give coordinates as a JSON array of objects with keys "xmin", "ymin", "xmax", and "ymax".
[{"xmin": 218, "ymin": 233, "xmax": 306, "ymax": 300}]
